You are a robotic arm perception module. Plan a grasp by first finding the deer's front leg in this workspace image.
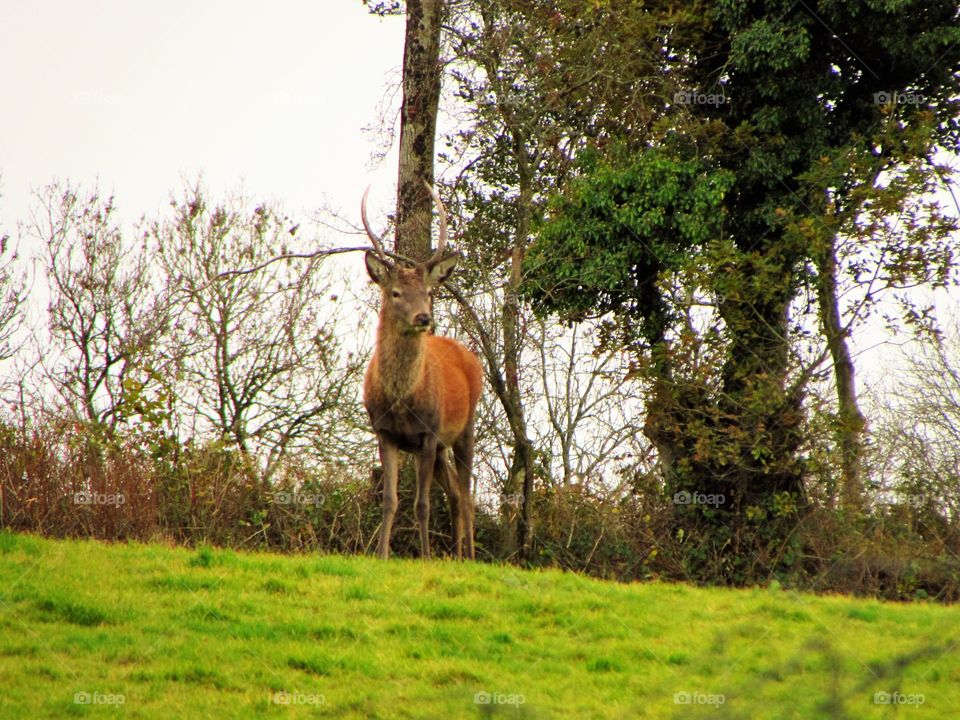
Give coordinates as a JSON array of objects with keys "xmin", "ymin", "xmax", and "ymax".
[
  {"xmin": 377, "ymin": 438, "xmax": 399, "ymax": 560},
  {"xmin": 416, "ymin": 437, "xmax": 439, "ymax": 560}
]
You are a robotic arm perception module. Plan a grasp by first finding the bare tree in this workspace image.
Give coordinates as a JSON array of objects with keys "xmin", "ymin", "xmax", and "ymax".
[
  {"xmin": 439, "ymin": 0, "xmax": 665, "ymax": 556},
  {"xmin": 871, "ymin": 316, "xmax": 960, "ymax": 527},
  {"xmin": 154, "ymin": 185, "xmax": 365, "ymax": 478},
  {"xmin": 530, "ymin": 318, "xmax": 646, "ymax": 491},
  {"xmin": 810, "ymin": 148, "xmax": 957, "ymax": 509},
  {"xmin": 27, "ymin": 182, "xmax": 166, "ymax": 428},
  {"xmin": 0, "ymin": 231, "xmax": 25, "ymax": 364},
  {"xmin": 448, "ymin": 272, "xmax": 650, "ymax": 523}
]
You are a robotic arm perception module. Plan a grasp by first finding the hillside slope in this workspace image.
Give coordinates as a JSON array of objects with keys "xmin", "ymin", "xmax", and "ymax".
[{"xmin": 0, "ymin": 533, "xmax": 956, "ymax": 718}]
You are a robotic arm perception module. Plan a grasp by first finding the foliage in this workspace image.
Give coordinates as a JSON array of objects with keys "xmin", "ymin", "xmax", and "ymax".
[
  {"xmin": 3, "ymin": 408, "xmax": 959, "ymax": 601},
  {"xmin": 0, "ymin": 0, "xmax": 957, "ymax": 610},
  {"xmin": 524, "ymin": 145, "xmax": 734, "ymax": 345},
  {"xmin": 522, "ymin": 0, "xmax": 960, "ymax": 580}
]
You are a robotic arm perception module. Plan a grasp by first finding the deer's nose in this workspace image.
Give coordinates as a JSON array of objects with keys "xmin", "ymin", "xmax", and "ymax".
[{"xmin": 413, "ymin": 313, "xmax": 431, "ymax": 327}]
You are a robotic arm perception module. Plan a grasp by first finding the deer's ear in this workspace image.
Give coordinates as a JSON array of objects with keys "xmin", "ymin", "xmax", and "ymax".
[
  {"xmin": 365, "ymin": 251, "xmax": 393, "ymax": 286},
  {"xmin": 425, "ymin": 253, "xmax": 458, "ymax": 288}
]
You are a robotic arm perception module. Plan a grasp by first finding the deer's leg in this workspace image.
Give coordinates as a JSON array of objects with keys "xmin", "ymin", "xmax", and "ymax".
[
  {"xmin": 434, "ymin": 451, "xmax": 463, "ymax": 560},
  {"xmin": 453, "ymin": 426, "xmax": 476, "ymax": 561},
  {"xmin": 416, "ymin": 438, "xmax": 439, "ymax": 560},
  {"xmin": 376, "ymin": 438, "xmax": 400, "ymax": 560}
]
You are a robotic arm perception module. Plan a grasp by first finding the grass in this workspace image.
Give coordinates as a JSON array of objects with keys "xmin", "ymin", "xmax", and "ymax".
[{"xmin": 0, "ymin": 532, "xmax": 957, "ymax": 718}]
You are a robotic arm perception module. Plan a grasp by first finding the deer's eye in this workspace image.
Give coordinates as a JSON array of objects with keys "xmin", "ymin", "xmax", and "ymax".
[{"xmin": 391, "ymin": 289, "xmax": 402, "ymax": 298}]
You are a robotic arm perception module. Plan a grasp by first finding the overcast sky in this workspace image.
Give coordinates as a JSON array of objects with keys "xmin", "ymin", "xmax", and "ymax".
[
  {"xmin": 1, "ymin": 1, "xmax": 957, "ymax": 396},
  {"xmin": 0, "ymin": 1, "xmax": 403, "ymax": 241}
]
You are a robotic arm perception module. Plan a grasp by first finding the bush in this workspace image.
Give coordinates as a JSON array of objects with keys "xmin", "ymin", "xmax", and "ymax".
[{"xmin": 3, "ymin": 412, "xmax": 960, "ymax": 602}]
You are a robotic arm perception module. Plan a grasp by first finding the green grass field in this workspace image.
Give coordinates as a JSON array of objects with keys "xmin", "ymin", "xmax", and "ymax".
[{"xmin": 0, "ymin": 532, "xmax": 956, "ymax": 718}]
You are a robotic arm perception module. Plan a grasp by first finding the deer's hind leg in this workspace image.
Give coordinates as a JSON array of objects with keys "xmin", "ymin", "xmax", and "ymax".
[
  {"xmin": 434, "ymin": 450, "xmax": 463, "ymax": 559},
  {"xmin": 452, "ymin": 426, "xmax": 476, "ymax": 560}
]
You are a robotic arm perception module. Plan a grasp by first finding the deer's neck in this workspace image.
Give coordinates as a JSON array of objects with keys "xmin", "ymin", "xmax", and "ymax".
[{"xmin": 375, "ymin": 315, "xmax": 426, "ymax": 401}]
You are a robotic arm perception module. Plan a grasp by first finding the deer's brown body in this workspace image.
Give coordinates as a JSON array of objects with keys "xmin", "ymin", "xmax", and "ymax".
[{"xmin": 361, "ymin": 185, "xmax": 482, "ymax": 560}]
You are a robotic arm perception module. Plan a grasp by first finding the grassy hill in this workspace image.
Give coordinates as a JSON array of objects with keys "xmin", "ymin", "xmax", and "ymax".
[{"xmin": 0, "ymin": 532, "xmax": 957, "ymax": 718}]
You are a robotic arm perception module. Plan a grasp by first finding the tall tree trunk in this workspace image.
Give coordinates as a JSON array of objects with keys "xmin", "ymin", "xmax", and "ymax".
[
  {"xmin": 394, "ymin": 0, "xmax": 444, "ymax": 260},
  {"xmin": 502, "ymin": 237, "xmax": 535, "ymax": 559},
  {"xmin": 815, "ymin": 232, "xmax": 866, "ymax": 509},
  {"xmin": 718, "ymin": 259, "xmax": 805, "ymax": 500},
  {"xmin": 504, "ymin": 143, "xmax": 536, "ymax": 560}
]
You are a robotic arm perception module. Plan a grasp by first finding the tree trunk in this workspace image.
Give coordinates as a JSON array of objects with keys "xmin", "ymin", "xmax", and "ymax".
[
  {"xmin": 501, "ymin": 241, "xmax": 536, "ymax": 558},
  {"xmin": 718, "ymin": 273, "xmax": 805, "ymax": 507},
  {"xmin": 504, "ymin": 157, "xmax": 536, "ymax": 560},
  {"xmin": 643, "ymin": 241, "xmax": 806, "ymax": 577},
  {"xmin": 815, "ymin": 232, "xmax": 866, "ymax": 509},
  {"xmin": 394, "ymin": 0, "xmax": 445, "ymax": 261}
]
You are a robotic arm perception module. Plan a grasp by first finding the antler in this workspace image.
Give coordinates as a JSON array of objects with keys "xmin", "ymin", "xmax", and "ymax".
[
  {"xmin": 361, "ymin": 186, "xmax": 389, "ymax": 262},
  {"xmin": 424, "ymin": 181, "xmax": 448, "ymax": 264},
  {"xmin": 363, "ymin": 182, "xmax": 448, "ymax": 264}
]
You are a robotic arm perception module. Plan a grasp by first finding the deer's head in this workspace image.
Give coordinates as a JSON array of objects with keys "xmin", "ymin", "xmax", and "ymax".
[{"xmin": 362, "ymin": 184, "xmax": 458, "ymax": 335}]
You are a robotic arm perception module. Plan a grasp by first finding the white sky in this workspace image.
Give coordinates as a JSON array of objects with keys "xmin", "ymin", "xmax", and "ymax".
[
  {"xmin": 0, "ymin": 0, "xmax": 404, "ymax": 239},
  {"xmin": 0, "ymin": 0, "xmax": 957, "ymax": 423}
]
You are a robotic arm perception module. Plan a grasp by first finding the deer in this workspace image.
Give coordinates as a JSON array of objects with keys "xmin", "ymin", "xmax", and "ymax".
[{"xmin": 361, "ymin": 183, "xmax": 483, "ymax": 560}]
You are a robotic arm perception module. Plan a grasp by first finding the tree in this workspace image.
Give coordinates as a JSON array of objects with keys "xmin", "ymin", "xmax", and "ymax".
[
  {"xmin": 154, "ymin": 186, "xmax": 364, "ymax": 478},
  {"xmin": 787, "ymin": 99, "xmax": 958, "ymax": 509},
  {"xmin": 524, "ymin": 0, "xmax": 960, "ymax": 579},
  {"xmin": 395, "ymin": 0, "xmax": 446, "ymax": 260},
  {"xmin": 365, "ymin": 0, "xmax": 456, "ymax": 555},
  {"xmin": 28, "ymin": 182, "xmax": 167, "ymax": 429},
  {"xmin": 531, "ymin": 318, "xmax": 645, "ymax": 490},
  {"xmin": 0, "ymin": 230, "xmax": 25, "ymax": 364},
  {"xmin": 441, "ymin": 0, "xmax": 677, "ymax": 557},
  {"xmin": 366, "ymin": 0, "xmax": 448, "ymax": 260},
  {"xmin": 871, "ymin": 316, "xmax": 960, "ymax": 550}
]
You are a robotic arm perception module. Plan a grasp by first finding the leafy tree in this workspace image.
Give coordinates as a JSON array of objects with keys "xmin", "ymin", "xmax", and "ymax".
[
  {"xmin": 524, "ymin": 0, "xmax": 960, "ymax": 580},
  {"xmin": 442, "ymin": 0, "xmax": 682, "ymax": 556}
]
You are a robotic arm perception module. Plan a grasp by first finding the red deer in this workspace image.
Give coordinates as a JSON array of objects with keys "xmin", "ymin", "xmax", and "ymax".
[{"xmin": 361, "ymin": 184, "xmax": 483, "ymax": 560}]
